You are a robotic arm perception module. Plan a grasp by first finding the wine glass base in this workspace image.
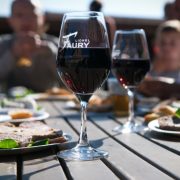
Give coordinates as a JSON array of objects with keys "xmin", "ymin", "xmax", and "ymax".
[
  {"xmin": 57, "ymin": 144, "xmax": 109, "ymax": 161},
  {"xmin": 113, "ymin": 122, "xmax": 147, "ymax": 133}
]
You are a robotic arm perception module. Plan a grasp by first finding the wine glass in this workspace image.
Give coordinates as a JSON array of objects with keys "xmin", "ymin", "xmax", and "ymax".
[
  {"xmin": 56, "ymin": 12, "xmax": 111, "ymax": 160},
  {"xmin": 112, "ymin": 29, "xmax": 150, "ymax": 133}
]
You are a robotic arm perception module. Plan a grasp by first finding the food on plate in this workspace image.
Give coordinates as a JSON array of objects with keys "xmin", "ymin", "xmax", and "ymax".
[
  {"xmin": 9, "ymin": 109, "xmax": 33, "ymax": 119},
  {"xmin": 144, "ymin": 113, "xmax": 161, "ymax": 123},
  {"xmin": 158, "ymin": 116, "xmax": 180, "ymax": 131},
  {"xmin": 49, "ymin": 136, "xmax": 67, "ymax": 144},
  {"xmin": 46, "ymin": 87, "xmax": 71, "ymax": 95},
  {"xmin": 144, "ymin": 104, "xmax": 177, "ymax": 123},
  {"xmin": 158, "ymin": 105, "xmax": 177, "ymax": 116},
  {"xmin": 2, "ymin": 122, "xmax": 15, "ymax": 127},
  {"xmin": 0, "ymin": 121, "xmax": 67, "ymax": 148},
  {"xmin": 0, "ymin": 139, "xmax": 19, "ymax": 149},
  {"xmin": 0, "ymin": 133, "xmax": 32, "ymax": 147}
]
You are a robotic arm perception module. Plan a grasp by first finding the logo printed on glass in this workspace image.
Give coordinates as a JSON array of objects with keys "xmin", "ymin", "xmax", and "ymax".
[{"xmin": 62, "ymin": 32, "xmax": 90, "ymax": 48}]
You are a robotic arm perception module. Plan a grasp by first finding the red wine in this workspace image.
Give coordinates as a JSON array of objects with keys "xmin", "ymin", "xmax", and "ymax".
[
  {"xmin": 112, "ymin": 59, "xmax": 150, "ymax": 87},
  {"xmin": 57, "ymin": 48, "xmax": 111, "ymax": 94}
]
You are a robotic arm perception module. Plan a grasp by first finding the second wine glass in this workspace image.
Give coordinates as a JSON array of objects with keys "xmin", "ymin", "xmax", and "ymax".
[{"xmin": 112, "ymin": 29, "xmax": 150, "ymax": 133}]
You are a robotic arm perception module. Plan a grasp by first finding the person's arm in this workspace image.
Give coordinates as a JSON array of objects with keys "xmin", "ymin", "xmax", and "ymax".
[
  {"xmin": 0, "ymin": 38, "xmax": 15, "ymax": 80},
  {"xmin": 31, "ymin": 41, "xmax": 64, "ymax": 91},
  {"xmin": 38, "ymin": 41, "xmax": 62, "ymax": 84},
  {"xmin": 138, "ymin": 79, "xmax": 180, "ymax": 99}
]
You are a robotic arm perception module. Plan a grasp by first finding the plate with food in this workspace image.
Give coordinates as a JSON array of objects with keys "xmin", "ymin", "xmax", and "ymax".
[
  {"xmin": 0, "ymin": 98, "xmax": 49, "ymax": 123},
  {"xmin": 9, "ymin": 109, "xmax": 49, "ymax": 123},
  {"xmin": 27, "ymin": 87, "xmax": 76, "ymax": 101},
  {"xmin": 148, "ymin": 115, "xmax": 180, "ymax": 136},
  {"xmin": 144, "ymin": 99, "xmax": 180, "ymax": 123},
  {"xmin": 0, "ymin": 121, "xmax": 71, "ymax": 155},
  {"xmin": 0, "ymin": 109, "xmax": 49, "ymax": 123}
]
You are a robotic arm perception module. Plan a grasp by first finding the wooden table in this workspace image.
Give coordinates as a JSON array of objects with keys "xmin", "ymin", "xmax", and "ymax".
[{"xmin": 0, "ymin": 100, "xmax": 180, "ymax": 180}]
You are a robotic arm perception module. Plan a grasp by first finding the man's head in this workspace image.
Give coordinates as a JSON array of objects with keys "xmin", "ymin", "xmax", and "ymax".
[
  {"xmin": 164, "ymin": 3, "xmax": 176, "ymax": 19},
  {"xmin": 89, "ymin": 0, "xmax": 102, "ymax": 12},
  {"xmin": 9, "ymin": 0, "xmax": 44, "ymax": 34},
  {"xmin": 155, "ymin": 20, "xmax": 180, "ymax": 70}
]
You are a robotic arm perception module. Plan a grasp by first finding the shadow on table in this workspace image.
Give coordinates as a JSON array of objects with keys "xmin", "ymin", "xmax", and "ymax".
[
  {"xmin": 56, "ymin": 112, "xmax": 114, "ymax": 121},
  {"xmin": 23, "ymin": 136, "xmax": 108, "ymax": 166},
  {"xmin": 21, "ymin": 138, "xmax": 107, "ymax": 180},
  {"xmin": 143, "ymin": 131, "xmax": 180, "ymax": 142},
  {"xmin": 0, "ymin": 175, "xmax": 15, "ymax": 180},
  {"xmin": 23, "ymin": 163, "xmax": 59, "ymax": 180},
  {"xmin": 89, "ymin": 136, "xmax": 109, "ymax": 148},
  {"xmin": 59, "ymin": 137, "xmax": 108, "ymax": 149}
]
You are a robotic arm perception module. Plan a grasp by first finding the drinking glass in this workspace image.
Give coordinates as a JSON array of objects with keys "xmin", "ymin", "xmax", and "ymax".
[
  {"xmin": 112, "ymin": 29, "xmax": 150, "ymax": 133},
  {"xmin": 56, "ymin": 12, "xmax": 111, "ymax": 160}
]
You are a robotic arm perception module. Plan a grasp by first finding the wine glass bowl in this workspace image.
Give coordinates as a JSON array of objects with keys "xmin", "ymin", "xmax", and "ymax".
[
  {"xmin": 56, "ymin": 12, "xmax": 111, "ymax": 160},
  {"xmin": 112, "ymin": 29, "xmax": 150, "ymax": 133}
]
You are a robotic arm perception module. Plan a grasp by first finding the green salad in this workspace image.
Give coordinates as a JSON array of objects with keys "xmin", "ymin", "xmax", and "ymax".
[{"xmin": 0, "ymin": 139, "xmax": 49, "ymax": 149}]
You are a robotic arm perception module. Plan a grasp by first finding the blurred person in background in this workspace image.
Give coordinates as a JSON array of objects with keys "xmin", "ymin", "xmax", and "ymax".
[
  {"xmin": 89, "ymin": 0, "xmax": 116, "ymax": 48},
  {"xmin": 0, "ymin": 0, "xmax": 61, "ymax": 92},
  {"xmin": 164, "ymin": 3, "xmax": 176, "ymax": 19},
  {"xmin": 164, "ymin": 0, "xmax": 180, "ymax": 20},
  {"xmin": 138, "ymin": 20, "xmax": 180, "ymax": 99}
]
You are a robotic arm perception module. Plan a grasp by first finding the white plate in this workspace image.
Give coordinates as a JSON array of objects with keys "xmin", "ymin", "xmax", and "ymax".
[
  {"xmin": 0, "ymin": 115, "xmax": 12, "ymax": 122},
  {"xmin": 0, "ymin": 111, "xmax": 49, "ymax": 123},
  {"xmin": 148, "ymin": 120, "xmax": 180, "ymax": 136},
  {"xmin": 9, "ymin": 111, "xmax": 49, "ymax": 123}
]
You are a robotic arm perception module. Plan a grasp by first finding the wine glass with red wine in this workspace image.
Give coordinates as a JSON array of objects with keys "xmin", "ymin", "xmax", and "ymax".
[
  {"xmin": 56, "ymin": 12, "xmax": 111, "ymax": 160},
  {"xmin": 112, "ymin": 29, "xmax": 150, "ymax": 133}
]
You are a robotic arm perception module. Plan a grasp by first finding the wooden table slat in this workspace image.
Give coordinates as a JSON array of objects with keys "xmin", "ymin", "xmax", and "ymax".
[
  {"xmin": 43, "ymin": 102, "xmax": 119, "ymax": 180},
  {"xmin": 2, "ymin": 100, "xmax": 179, "ymax": 180},
  {"xmin": 92, "ymin": 116, "xmax": 180, "ymax": 179},
  {"xmin": 66, "ymin": 160, "xmax": 119, "ymax": 180},
  {"xmin": 116, "ymin": 116, "xmax": 180, "ymax": 154},
  {"xmin": 0, "ymin": 162, "xmax": 16, "ymax": 180},
  {"xmin": 140, "ymin": 131, "xmax": 180, "ymax": 155},
  {"xmin": 54, "ymin": 102, "xmax": 173, "ymax": 180},
  {"xmin": 20, "ymin": 102, "xmax": 70, "ymax": 180},
  {"xmin": 23, "ymin": 156, "xmax": 66, "ymax": 180}
]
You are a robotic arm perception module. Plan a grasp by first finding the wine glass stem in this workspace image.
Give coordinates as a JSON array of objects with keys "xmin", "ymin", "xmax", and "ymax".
[
  {"xmin": 78, "ymin": 101, "xmax": 89, "ymax": 146},
  {"xmin": 127, "ymin": 88, "xmax": 135, "ymax": 124}
]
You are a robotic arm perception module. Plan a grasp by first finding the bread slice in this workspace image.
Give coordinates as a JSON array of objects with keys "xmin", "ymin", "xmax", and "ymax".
[
  {"xmin": 9, "ymin": 109, "xmax": 33, "ymax": 119},
  {"xmin": 0, "ymin": 133, "xmax": 32, "ymax": 147},
  {"xmin": 0, "ymin": 121, "xmax": 66, "ymax": 147}
]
